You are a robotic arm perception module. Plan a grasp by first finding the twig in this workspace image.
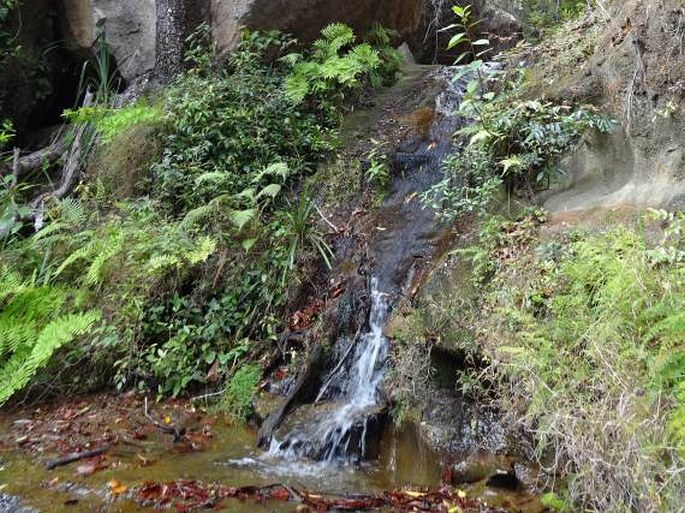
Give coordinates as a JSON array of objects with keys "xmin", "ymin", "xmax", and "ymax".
[
  {"xmin": 144, "ymin": 397, "xmax": 185, "ymax": 442},
  {"xmin": 45, "ymin": 446, "xmax": 108, "ymax": 470},
  {"xmin": 11, "ymin": 147, "xmax": 20, "ymax": 187},
  {"xmin": 315, "ymin": 326, "xmax": 362, "ymax": 403},
  {"xmin": 190, "ymin": 388, "xmax": 227, "ymax": 403},
  {"xmin": 315, "ymin": 204, "xmax": 340, "ymax": 233}
]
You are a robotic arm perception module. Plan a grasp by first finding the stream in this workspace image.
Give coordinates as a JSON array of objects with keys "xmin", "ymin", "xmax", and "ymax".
[{"xmin": 0, "ymin": 65, "xmax": 545, "ymax": 512}]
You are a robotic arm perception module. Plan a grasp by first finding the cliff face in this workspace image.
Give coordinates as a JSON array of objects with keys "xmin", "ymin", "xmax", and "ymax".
[
  {"xmin": 536, "ymin": 0, "xmax": 685, "ymax": 211},
  {"xmin": 54, "ymin": 0, "xmax": 428, "ymax": 82},
  {"xmin": 58, "ymin": 0, "xmax": 157, "ymax": 82}
]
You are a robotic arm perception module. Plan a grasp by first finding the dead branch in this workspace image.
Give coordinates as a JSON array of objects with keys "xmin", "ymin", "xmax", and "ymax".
[
  {"xmin": 315, "ymin": 203, "xmax": 340, "ymax": 233},
  {"xmin": 1, "ymin": 139, "xmax": 68, "ymax": 180},
  {"xmin": 11, "ymin": 147, "xmax": 20, "ymax": 186},
  {"xmin": 45, "ymin": 446, "xmax": 108, "ymax": 470},
  {"xmin": 30, "ymin": 91, "xmax": 94, "ymax": 214},
  {"xmin": 144, "ymin": 397, "xmax": 186, "ymax": 442}
]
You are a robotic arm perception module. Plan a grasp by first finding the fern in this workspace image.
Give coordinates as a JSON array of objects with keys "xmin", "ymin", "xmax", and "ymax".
[
  {"xmin": 284, "ymin": 24, "xmax": 381, "ymax": 104},
  {"xmin": 0, "ymin": 311, "xmax": 100, "ymax": 405},
  {"xmin": 0, "ymin": 269, "xmax": 100, "ymax": 405}
]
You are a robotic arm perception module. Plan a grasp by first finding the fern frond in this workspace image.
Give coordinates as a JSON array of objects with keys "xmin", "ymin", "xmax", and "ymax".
[
  {"xmin": 147, "ymin": 254, "xmax": 182, "ymax": 273},
  {"xmin": 230, "ymin": 208, "xmax": 258, "ymax": 231},
  {"xmin": 85, "ymin": 231, "xmax": 124, "ymax": 286},
  {"xmin": 186, "ymin": 236, "xmax": 217, "ymax": 265},
  {"xmin": 0, "ymin": 310, "xmax": 100, "ymax": 406},
  {"xmin": 257, "ymin": 183, "xmax": 282, "ymax": 200}
]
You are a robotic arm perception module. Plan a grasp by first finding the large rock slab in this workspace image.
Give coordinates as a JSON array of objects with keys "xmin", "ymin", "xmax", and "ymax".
[{"xmin": 58, "ymin": 0, "xmax": 157, "ymax": 82}]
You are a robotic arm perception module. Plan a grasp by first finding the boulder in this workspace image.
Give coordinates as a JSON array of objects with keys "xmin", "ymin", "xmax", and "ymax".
[{"xmin": 58, "ymin": 0, "xmax": 157, "ymax": 82}]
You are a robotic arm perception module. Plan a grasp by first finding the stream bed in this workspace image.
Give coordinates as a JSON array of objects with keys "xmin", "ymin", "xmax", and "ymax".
[{"xmin": 0, "ymin": 398, "xmax": 543, "ymax": 512}]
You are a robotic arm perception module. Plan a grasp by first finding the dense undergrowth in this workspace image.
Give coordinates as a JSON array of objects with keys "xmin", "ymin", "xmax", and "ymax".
[
  {"xmin": 471, "ymin": 210, "xmax": 684, "ymax": 511},
  {"xmin": 0, "ymin": 23, "xmax": 400, "ymax": 408}
]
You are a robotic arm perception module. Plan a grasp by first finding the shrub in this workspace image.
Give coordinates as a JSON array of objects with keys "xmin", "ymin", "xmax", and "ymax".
[
  {"xmin": 424, "ymin": 67, "xmax": 616, "ymax": 218},
  {"xmin": 220, "ymin": 364, "xmax": 262, "ymax": 421}
]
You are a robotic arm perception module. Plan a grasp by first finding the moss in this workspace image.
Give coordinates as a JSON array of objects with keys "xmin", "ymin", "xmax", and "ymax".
[{"xmin": 87, "ymin": 123, "xmax": 163, "ymax": 200}]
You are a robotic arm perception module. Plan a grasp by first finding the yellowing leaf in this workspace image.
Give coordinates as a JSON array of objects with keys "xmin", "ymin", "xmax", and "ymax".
[{"xmin": 108, "ymin": 480, "xmax": 128, "ymax": 495}]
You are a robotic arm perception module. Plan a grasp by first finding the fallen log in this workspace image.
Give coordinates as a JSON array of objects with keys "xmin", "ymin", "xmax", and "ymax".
[
  {"xmin": 45, "ymin": 446, "xmax": 109, "ymax": 470},
  {"xmin": 0, "ymin": 139, "xmax": 68, "ymax": 179}
]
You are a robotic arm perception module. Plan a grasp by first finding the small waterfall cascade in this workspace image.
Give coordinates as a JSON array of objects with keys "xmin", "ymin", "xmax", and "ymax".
[
  {"xmin": 261, "ymin": 65, "xmax": 490, "ymax": 467},
  {"xmin": 270, "ymin": 279, "xmax": 390, "ymax": 463}
]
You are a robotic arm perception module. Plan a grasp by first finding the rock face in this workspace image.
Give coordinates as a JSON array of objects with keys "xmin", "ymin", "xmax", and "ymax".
[
  {"xmin": 538, "ymin": 0, "xmax": 685, "ymax": 211},
  {"xmin": 58, "ymin": 0, "xmax": 157, "ymax": 82},
  {"xmin": 211, "ymin": 0, "xmax": 426, "ymax": 58},
  {"xmin": 411, "ymin": 0, "xmax": 522, "ymax": 63},
  {"xmin": 51, "ymin": 0, "xmax": 524, "ymax": 83}
]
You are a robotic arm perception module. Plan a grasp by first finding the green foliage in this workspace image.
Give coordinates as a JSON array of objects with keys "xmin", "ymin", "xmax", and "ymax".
[
  {"xmin": 64, "ymin": 102, "xmax": 163, "ymax": 145},
  {"xmin": 523, "ymin": 0, "xmax": 588, "ymax": 33},
  {"xmin": 0, "ymin": 24, "xmax": 403, "ymax": 404},
  {"xmin": 0, "ymin": 267, "xmax": 100, "ymax": 406},
  {"xmin": 77, "ymin": 32, "xmax": 122, "ymax": 105},
  {"xmin": 471, "ymin": 212, "xmax": 684, "ymax": 511},
  {"xmin": 283, "ymin": 23, "xmax": 382, "ymax": 107},
  {"xmin": 441, "ymin": 4, "xmax": 491, "ymax": 64},
  {"xmin": 540, "ymin": 492, "xmax": 569, "ymax": 512},
  {"xmin": 0, "ymin": 0, "xmax": 19, "ymax": 65},
  {"xmin": 363, "ymin": 139, "xmax": 390, "ymax": 188},
  {"xmin": 425, "ymin": 67, "xmax": 616, "ymax": 218},
  {"xmin": 273, "ymin": 192, "xmax": 334, "ymax": 283},
  {"xmin": 0, "ymin": 118, "xmax": 13, "ymax": 149},
  {"xmin": 152, "ymin": 40, "xmax": 332, "ymax": 214},
  {"xmin": 220, "ymin": 364, "xmax": 262, "ymax": 421}
]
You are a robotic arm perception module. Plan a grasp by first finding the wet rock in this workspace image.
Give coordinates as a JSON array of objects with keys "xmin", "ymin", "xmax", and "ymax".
[
  {"xmin": 418, "ymin": 390, "xmax": 510, "ymax": 455},
  {"xmin": 273, "ymin": 402, "xmax": 387, "ymax": 461},
  {"xmin": 485, "ymin": 469, "xmax": 521, "ymax": 490}
]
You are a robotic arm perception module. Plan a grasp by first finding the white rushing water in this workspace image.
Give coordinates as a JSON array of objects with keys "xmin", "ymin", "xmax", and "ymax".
[{"xmin": 269, "ymin": 278, "xmax": 390, "ymax": 463}]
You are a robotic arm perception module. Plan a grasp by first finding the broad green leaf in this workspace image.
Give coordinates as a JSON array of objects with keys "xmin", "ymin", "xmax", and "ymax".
[{"xmin": 447, "ymin": 33, "xmax": 466, "ymax": 50}]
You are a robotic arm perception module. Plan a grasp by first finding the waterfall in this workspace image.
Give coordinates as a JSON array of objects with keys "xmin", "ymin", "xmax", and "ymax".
[{"xmin": 270, "ymin": 279, "xmax": 389, "ymax": 463}]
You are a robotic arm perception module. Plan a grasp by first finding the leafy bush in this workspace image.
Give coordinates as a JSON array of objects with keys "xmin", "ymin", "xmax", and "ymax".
[
  {"xmin": 0, "ymin": 23, "xmax": 402, "ymax": 403},
  {"xmin": 153, "ymin": 43, "xmax": 332, "ymax": 214},
  {"xmin": 220, "ymin": 364, "xmax": 262, "ymax": 421},
  {"xmin": 425, "ymin": 66, "xmax": 616, "ymax": 219}
]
